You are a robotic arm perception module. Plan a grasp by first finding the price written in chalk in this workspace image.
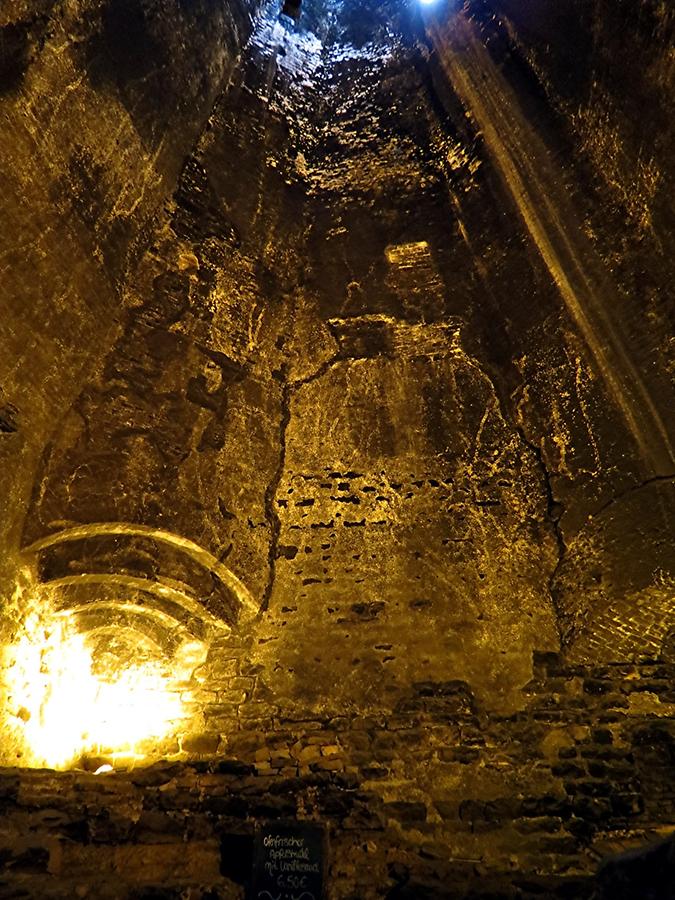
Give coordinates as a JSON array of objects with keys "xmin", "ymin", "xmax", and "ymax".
[
  {"xmin": 251, "ymin": 823, "xmax": 325, "ymax": 900},
  {"xmin": 257, "ymin": 893, "xmax": 316, "ymax": 900}
]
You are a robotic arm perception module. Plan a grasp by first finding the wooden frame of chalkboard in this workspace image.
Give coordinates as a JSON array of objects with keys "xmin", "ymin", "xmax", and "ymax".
[{"xmin": 249, "ymin": 820, "xmax": 327, "ymax": 900}]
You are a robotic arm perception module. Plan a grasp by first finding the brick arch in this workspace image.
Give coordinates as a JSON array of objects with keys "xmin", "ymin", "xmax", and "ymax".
[
  {"xmin": 21, "ymin": 522, "xmax": 258, "ymax": 661},
  {"xmin": 555, "ymin": 481, "xmax": 675, "ymax": 663},
  {"xmin": 568, "ymin": 582, "xmax": 675, "ymax": 664}
]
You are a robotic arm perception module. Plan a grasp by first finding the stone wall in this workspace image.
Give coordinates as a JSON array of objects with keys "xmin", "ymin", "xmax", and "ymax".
[
  {"xmin": 3, "ymin": 652, "xmax": 675, "ymax": 897},
  {"xmin": 428, "ymin": 0, "xmax": 675, "ymax": 663},
  {"xmin": 0, "ymin": 0, "xmax": 260, "ymax": 592}
]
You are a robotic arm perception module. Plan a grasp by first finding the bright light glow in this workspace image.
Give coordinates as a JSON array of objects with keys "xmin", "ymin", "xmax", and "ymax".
[
  {"xmin": 1, "ymin": 599, "xmax": 192, "ymax": 769},
  {"xmin": 420, "ymin": 0, "xmax": 438, "ymax": 5}
]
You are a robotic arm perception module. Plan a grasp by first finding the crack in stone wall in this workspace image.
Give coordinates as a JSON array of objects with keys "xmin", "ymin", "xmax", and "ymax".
[
  {"xmin": 513, "ymin": 414, "xmax": 567, "ymax": 647},
  {"xmin": 262, "ymin": 353, "xmax": 344, "ymax": 613},
  {"xmin": 261, "ymin": 370, "xmax": 292, "ymax": 615},
  {"xmin": 590, "ymin": 473, "xmax": 675, "ymax": 521}
]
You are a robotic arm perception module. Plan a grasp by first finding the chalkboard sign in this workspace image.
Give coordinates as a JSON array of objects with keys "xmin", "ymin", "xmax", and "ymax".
[{"xmin": 250, "ymin": 822, "xmax": 326, "ymax": 900}]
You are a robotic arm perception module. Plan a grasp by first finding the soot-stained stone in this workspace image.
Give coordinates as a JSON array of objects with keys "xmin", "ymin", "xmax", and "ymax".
[
  {"xmin": 219, "ymin": 833, "xmax": 254, "ymax": 884},
  {"xmin": 83, "ymin": 0, "xmax": 177, "ymax": 145},
  {"xmin": 594, "ymin": 833, "xmax": 675, "ymax": 900},
  {"xmin": 172, "ymin": 158, "xmax": 241, "ymax": 245},
  {"xmin": 0, "ymin": 775, "xmax": 19, "ymax": 803},
  {"xmin": 60, "ymin": 144, "xmax": 109, "ymax": 230},
  {"xmin": 0, "ymin": 21, "xmax": 33, "ymax": 93},
  {"xmin": 87, "ymin": 0, "xmax": 160, "ymax": 88},
  {"xmin": 477, "ymin": 0, "xmax": 596, "ymax": 103},
  {"xmin": 0, "ymin": 845, "xmax": 49, "ymax": 873},
  {"xmin": 0, "ymin": 406, "xmax": 18, "ymax": 434}
]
